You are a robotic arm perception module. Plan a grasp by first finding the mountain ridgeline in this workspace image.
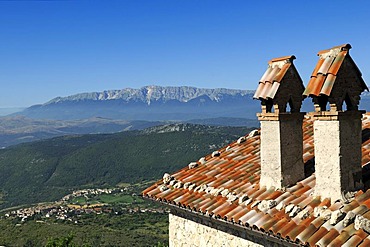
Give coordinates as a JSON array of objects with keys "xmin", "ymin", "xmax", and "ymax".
[
  {"xmin": 11, "ymin": 86, "xmax": 370, "ymax": 121},
  {"xmin": 0, "ymin": 123, "xmax": 254, "ymax": 209},
  {"xmin": 16, "ymin": 86, "xmax": 259, "ymax": 120}
]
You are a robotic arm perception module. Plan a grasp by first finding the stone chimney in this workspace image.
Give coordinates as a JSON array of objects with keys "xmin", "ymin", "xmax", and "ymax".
[
  {"xmin": 303, "ymin": 44, "xmax": 368, "ymax": 202},
  {"xmin": 254, "ymin": 56, "xmax": 305, "ymax": 189}
]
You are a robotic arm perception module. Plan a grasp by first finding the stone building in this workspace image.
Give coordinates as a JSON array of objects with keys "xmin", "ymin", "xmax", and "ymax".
[{"xmin": 143, "ymin": 44, "xmax": 370, "ymax": 246}]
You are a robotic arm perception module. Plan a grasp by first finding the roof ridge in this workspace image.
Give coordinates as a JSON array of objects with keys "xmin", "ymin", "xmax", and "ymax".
[
  {"xmin": 269, "ymin": 55, "xmax": 296, "ymax": 64},
  {"xmin": 317, "ymin": 43, "xmax": 352, "ymax": 55}
]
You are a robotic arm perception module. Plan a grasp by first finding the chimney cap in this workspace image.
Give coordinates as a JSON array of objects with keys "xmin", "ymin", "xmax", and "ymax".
[
  {"xmin": 269, "ymin": 55, "xmax": 296, "ymax": 64},
  {"xmin": 317, "ymin": 43, "xmax": 352, "ymax": 55},
  {"xmin": 303, "ymin": 44, "xmax": 367, "ymax": 112},
  {"xmin": 254, "ymin": 55, "xmax": 304, "ymax": 113}
]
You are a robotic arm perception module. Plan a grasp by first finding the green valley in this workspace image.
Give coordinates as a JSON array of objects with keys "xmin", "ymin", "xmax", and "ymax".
[{"xmin": 0, "ymin": 182, "xmax": 169, "ymax": 246}]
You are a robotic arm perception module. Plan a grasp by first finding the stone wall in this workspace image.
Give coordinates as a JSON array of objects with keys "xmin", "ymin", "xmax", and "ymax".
[{"xmin": 169, "ymin": 209, "xmax": 293, "ymax": 247}]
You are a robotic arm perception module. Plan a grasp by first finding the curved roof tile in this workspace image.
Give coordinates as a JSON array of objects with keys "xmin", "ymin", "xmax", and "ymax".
[
  {"xmin": 303, "ymin": 44, "xmax": 367, "ymax": 97},
  {"xmin": 253, "ymin": 55, "xmax": 296, "ymax": 100}
]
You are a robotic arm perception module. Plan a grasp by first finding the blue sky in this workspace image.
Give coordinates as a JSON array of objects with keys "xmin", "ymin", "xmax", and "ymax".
[{"xmin": 1, "ymin": 0, "xmax": 370, "ymax": 107}]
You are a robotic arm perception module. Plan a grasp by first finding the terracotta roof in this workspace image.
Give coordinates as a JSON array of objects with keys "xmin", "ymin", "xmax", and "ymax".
[
  {"xmin": 253, "ymin": 55, "xmax": 296, "ymax": 100},
  {"xmin": 303, "ymin": 44, "xmax": 367, "ymax": 97},
  {"xmin": 143, "ymin": 113, "xmax": 370, "ymax": 247}
]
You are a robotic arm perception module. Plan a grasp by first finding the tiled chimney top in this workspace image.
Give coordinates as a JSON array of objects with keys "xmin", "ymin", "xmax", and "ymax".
[
  {"xmin": 254, "ymin": 55, "xmax": 304, "ymax": 114},
  {"xmin": 255, "ymin": 56, "xmax": 305, "ymax": 189},
  {"xmin": 303, "ymin": 43, "xmax": 368, "ymax": 112}
]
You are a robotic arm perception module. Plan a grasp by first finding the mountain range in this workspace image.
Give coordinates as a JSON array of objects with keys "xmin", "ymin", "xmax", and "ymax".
[
  {"xmin": 14, "ymin": 85, "xmax": 370, "ymax": 122},
  {"xmin": 15, "ymin": 85, "xmax": 259, "ymax": 120}
]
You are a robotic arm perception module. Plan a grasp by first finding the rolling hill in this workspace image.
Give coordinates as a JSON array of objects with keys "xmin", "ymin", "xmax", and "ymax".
[{"xmin": 0, "ymin": 116, "xmax": 166, "ymax": 147}]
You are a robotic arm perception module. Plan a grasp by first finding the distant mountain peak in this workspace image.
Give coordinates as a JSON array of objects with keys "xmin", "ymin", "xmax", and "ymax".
[{"xmin": 45, "ymin": 85, "xmax": 255, "ymax": 106}]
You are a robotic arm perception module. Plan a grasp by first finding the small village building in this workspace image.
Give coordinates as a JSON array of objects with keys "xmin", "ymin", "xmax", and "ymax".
[{"xmin": 143, "ymin": 44, "xmax": 370, "ymax": 246}]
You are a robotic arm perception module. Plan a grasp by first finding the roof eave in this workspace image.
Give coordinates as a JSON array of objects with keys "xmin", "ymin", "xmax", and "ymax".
[{"xmin": 151, "ymin": 197, "xmax": 301, "ymax": 247}]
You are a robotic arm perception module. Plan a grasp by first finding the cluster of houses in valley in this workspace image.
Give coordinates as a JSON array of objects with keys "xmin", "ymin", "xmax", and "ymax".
[
  {"xmin": 60, "ymin": 187, "xmax": 121, "ymax": 202},
  {"xmin": 4, "ymin": 204, "xmax": 108, "ymax": 223},
  {"xmin": 2, "ymin": 187, "xmax": 167, "ymax": 223}
]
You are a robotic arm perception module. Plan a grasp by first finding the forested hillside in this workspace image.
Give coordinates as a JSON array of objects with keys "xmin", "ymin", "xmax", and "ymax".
[{"xmin": 0, "ymin": 124, "xmax": 254, "ymax": 209}]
